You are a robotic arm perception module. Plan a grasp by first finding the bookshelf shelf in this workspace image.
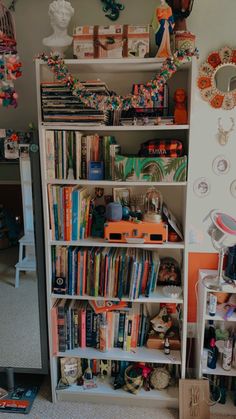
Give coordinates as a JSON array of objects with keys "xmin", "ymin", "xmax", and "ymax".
[
  {"xmin": 202, "ymin": 364, "xmax": 236, "ymax": 377},
  {"xmin": 57, "ymin": 346, "xmax": 181, "ymax": 364},
  {"xmin": 47, "ymin": 179, "xmax": 187, "ymax": 187},
  {"xmin": 39, "ymin": 57, "xmax": 190, "ymax": 74},
  {"xmin": 42, "ymin": 123, "xmax": 190, "ymax": 131},
  {"xmin": 36, "ymin": 55, "xmax": 195, "ymax": 405},
  {"xmin": 50, "ymin": 238, "xmax": 185, "ymax": 249},
  {"xmin": 56, "ymin": 379, "xmax": 179, "ymax": 408},
  {"xmin": 51, "ymin": 287, "xmax": 184, "ymax": 304}
]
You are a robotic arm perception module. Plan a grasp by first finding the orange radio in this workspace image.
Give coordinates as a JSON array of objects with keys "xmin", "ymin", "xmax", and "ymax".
[{"xmin": 104, "ymin": 220, "xmax": 168, "ymax": 244}]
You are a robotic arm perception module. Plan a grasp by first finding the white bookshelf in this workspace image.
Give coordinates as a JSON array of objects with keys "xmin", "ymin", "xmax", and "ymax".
[
  {"xmin": 196, "ymin": 269, "xmax": 236, "ymax": 414},
  {"xmin": 36, "ymin": 56, "xmax": 196, "ymax": 405}
]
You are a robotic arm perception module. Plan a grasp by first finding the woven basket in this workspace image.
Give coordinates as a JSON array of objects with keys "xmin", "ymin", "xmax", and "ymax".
[{"xmin": 123, "ymin": 365, "xmax": 143, "ymax": 395}]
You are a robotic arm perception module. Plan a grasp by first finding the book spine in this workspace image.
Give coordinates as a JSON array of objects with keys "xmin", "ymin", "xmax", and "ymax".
[
  {"xmin": 72, "ymin": 189, "xmax": 79, "ymax": 241},
  {"xmin": 117, "ymin": 312, "xmax": 125, "ymax": 348},
  {"xmin": 57, "ymin": 304, "xmax": 66, "ymax": 352},
  {"xmin": 86, "ymin": 308, "xmax": 93, "ymax": 347},
  {"xmin": 46, "ymin": 130, "xmax": 55, "ymax": 179},
  {"xmin": 64, "ymin": 186, "xmax": 72, "ymax": 241},
  {"xmin": 80, "ymin": 308, "xmax": 86, "ymax": 348},
  {"xmin": 81, "ymin": 136, "xmax": 87, "ymax": 179}
]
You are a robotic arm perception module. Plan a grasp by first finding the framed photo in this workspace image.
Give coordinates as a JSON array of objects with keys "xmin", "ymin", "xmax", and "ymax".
[
  {"xmin": 4, "ymin": 139, "xmax": 19, "ymax": 160},
  {"xmin": 212, "ymin": 155, "xmax": 230, "ymax": 175},
  {"xmin": 113, "ymin": 188, "xmax": 131, "ymax": 206},
  {"xmin": 230, "ymin": 179, "xmax": 236, "ymax": 199},
  {"xmin": 193, "ymin": 177, "xmax": 210, "ymax": 198}
]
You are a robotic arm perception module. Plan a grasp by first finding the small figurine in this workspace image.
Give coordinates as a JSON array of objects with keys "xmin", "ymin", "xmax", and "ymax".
[
  {"xmin": 173, "ymin": 88, "xmax": 188, "ymax": 124},
  {"xmin": 43, "ymin": 0, "xmax": 74, "ymax": 57},
  {"xmin": 100, "ymin": 0, "xmax": 125, "ymax": 21},
  {"xmin": 152, "ymin": 0, "xmax": 175, "ymax": 58}
]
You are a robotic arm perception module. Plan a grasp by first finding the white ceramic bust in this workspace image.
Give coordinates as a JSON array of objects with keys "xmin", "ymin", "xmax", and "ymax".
[{"xmin": 43, "ymin": 0, "xmax": 74, "ymax": 56}]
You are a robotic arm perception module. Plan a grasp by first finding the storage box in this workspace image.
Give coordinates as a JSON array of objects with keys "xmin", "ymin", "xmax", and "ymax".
[
  {"xmin": 146, "ymin": 332, "xmax": 181, "ymax": 350},
  {"xmin": 125, "ymin": 25, "xmax": 149, "ymax": 58},
  {"xmin": 73, "ymin": 25, "xmax": 150, "ymax": 59},
  {"xmin": 113, "ymin": 155, "xmax": 187, "ymax": 182},
  {"xmin": 73, "ymin": 25, "xmax": 124, "ymax": 59}
]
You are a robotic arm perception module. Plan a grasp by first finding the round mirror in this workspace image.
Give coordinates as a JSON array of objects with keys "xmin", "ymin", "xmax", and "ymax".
[
  {"xmin": 197, "ymin": 46, "xmax": 236, "ymax": 109},
  {"xmin": 215, "ymin": 65, "xmax": 236, "ymax": 92}
]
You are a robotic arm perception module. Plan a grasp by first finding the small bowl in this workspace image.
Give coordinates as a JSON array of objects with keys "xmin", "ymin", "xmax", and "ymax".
[{"xmin": 163, "ymin": 285, "xmax": 182, "ymax": 299}]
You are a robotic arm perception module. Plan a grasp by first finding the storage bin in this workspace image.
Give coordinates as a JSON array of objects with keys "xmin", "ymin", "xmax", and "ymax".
[{"xmin": 113, "ymin": 155, "xmax": 187, "ymax": 182}]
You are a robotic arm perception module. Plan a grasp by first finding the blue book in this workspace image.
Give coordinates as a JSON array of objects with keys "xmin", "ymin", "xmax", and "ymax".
[
  {"xmin": 68, "ymin": 246, "xmax": 74, "ymax": 295},
  {"xmin": 72, "ymin": 188, "xmax": 79, "ymax": 241}
]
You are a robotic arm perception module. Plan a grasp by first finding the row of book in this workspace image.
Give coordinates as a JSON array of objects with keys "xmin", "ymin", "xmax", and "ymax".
[
  {"xmin": 46, "ymin": 130, "xmax": 119, "ymax": 180},
  {"xmin": 48, "ymin": 185, "xmax": 91, "ymax": 241},
  {"xmin": 53, "ymin": 300, "xmax": 149, "ymax": 353},
  {"xmin": 52, "ymin": 246, "xmax": 161, "ymax": 299},
  {"xmin": 41, "ymin": 82, "xmax": 109, "ymax": 124}
]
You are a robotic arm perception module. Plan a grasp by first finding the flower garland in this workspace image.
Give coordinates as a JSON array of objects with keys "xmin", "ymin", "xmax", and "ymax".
[{"xmin": 38, "ymin": 49, "xmax": 198, "ymax": 111}]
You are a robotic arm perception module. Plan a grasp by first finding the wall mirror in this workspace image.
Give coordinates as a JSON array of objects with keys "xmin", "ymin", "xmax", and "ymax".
[
  {"xmin": 197, "ymin": 46, "xmax": 236, "ymax": 110},
  {"xmin": 0, "ymin": 130, "xmax": 48, "ymax": 374}
]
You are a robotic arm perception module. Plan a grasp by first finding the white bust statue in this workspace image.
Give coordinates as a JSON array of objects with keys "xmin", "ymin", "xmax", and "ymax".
[{"xmin": 43, "ymin": 0, "xmax": 74, "ymax": 56}]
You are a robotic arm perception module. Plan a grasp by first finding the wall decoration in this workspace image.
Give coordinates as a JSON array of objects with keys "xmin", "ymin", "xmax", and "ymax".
[
  {"xmin": 193, "ymin": 177, "xmax": 210, "ymax": 198},
  {"xmin": 0, "ymin": 0, "xmax": 22, "ymax": 107},
  {"xmin": 212, "ymin": 155, "xmax": 230, "ymax": 175},
  {"xmin": 42, "ymin": 0, "xmax": 74, "ymax": 57},
  {"xmin": 230, "ymin": 179, "xmax": 236, "ymax": 199},
  {"xmin": 197, "ymin": 46, "xmax": 236, "ymax": 110},
  {"xmin": 217, "ymin": 117, "xmax": 235, "ymax": 145},
  {"xmin": 38, "ymin": 48, "xmax": 198, "ymax": 111},
  {"xmin": 100, "ymin": 0, "xmax": 124, "ymax": 21}
]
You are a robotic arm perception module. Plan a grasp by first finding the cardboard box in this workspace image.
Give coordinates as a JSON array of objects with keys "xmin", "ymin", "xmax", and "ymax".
[
  {"xmin": 73, "ymin": 25, "xmax": 150, "ymax": 59},
  {"xmin": 113, "ymin": 155, "xmax": 187, "ymax": 182}
]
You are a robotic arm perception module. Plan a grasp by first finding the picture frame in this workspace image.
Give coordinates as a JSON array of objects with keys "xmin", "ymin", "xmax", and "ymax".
[
  {"xmin": 113, "ymin": 187, "xmax": 131, "ymax": 206},
  {"xmin": 230, "ymin": 179, "xmax": 236, "ymax": 199},
  {"xmin": 193, "ymin": 177, "xmax": 210, "ymax": 198},
  {"xmin": 212, "ymin": 155, "xmax": 230, "ymax": 175}
]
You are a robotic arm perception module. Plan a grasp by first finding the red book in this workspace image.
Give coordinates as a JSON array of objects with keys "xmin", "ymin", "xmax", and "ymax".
[
  {"xmin": 63, "ymin": 186, "xmax": 72, "ymax": 241},
  {"xmin": 51, "ymin": 303, "xmax": 59, "ymax": 355},
  {"xmin": 79, "ymin": 304, "xmax": 86, "ymax": 348}
]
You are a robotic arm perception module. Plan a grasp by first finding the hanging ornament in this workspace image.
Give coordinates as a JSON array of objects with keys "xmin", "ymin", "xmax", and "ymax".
[
  {"xmin": 0, "ymin": 0, "xmax": 22, "ymax": 107},
  {"xmin": 100, "ymin": 0, "xmax": 125, "ymax": 21}
]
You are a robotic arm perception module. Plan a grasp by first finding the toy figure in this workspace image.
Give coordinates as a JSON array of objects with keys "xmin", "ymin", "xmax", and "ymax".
[
  {"xmin": 173, "ymin": 88, "xmax": 188, "ymax": 124},
  {"xmin": 152, "ymin": 0, "xmax": 175, "ymax": 58},
  {"xmin": 100, "ymin": 0, "xmax": 125, "ymax": 21},
  {"xmin": 43, "ymin": 0, "xmax": 74, "ymax": 56}
]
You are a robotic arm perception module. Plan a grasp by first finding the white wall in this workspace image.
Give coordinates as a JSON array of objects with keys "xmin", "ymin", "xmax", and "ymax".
[{"xmin": 0, "ymin": 0, "xmax": 236, "ymax": 252}]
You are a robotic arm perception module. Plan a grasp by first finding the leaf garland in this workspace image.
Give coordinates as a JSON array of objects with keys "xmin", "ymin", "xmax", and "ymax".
[{"xmin": 38, "ymin": 49, "xmax": 198, "ymax": 111}]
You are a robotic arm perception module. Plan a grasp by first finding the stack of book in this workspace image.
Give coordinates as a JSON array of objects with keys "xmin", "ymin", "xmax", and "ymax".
[
  {"xmin": 52, "ymin": 247, "xmax": 160, "ymax": 299},
  {"xmin": 41, "ymin": 82, "xmax": 110, "ymax": 124},
  {"xmin": 46, "ymin": 130, "xmax": 118, "ymax": 180},
  {"xmin": 48, "ymin": 185, "xmax": 91, "ymax": 241},
  {"xmin": 53, "ymin": 300, "xmax": 150, "ymax": 352}
]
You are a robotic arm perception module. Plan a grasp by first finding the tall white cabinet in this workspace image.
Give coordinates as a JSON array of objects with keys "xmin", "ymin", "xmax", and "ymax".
[{"xmin": 36, "ymin": 57, "xmax": 196, "ymax": 406}]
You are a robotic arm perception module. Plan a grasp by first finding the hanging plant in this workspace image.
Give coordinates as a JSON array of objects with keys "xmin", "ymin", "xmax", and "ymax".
[
  {"xmin": 100, "ymin": 0, "xmax": 125, "ymax": 21},
  {"xmin": 38, "ymin": 48, "xmax": 198, "ymax": 111},
  {"xmin": 0, "ymin": 0, "xmax": 22, "ymax": 107}
]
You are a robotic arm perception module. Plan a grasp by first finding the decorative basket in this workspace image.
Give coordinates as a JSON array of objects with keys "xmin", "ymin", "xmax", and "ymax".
[
  {"xmin": 123, "ymin": 365, "xmax": 143, "ymax": 394},
  {"xmin": 174, "ymin": 31, "xmax": 196, "ymax": 53}
]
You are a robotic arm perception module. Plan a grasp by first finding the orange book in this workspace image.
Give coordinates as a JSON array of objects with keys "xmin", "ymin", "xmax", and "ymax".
[
  {"xmin": 131, "ymin": 314, "xmax": 140, "ymax": 349},
  {"xmin": 51, "ymin": 302, "xmax": 59, "ymax": 355},
  {"xmin": 141, "ymin": 253, "xmax": 149, "ymax": 294}
]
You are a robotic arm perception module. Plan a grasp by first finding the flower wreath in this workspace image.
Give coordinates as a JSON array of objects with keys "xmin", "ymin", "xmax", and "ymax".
[{"xmin": 38, "ymin": 49, "xmax": 198, "ymax": 111}]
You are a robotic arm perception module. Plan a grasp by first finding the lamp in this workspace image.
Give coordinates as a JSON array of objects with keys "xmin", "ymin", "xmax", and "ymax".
[{"xmin": 203, "ymin": 210, "xmax": 236, "ymax": 291}]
